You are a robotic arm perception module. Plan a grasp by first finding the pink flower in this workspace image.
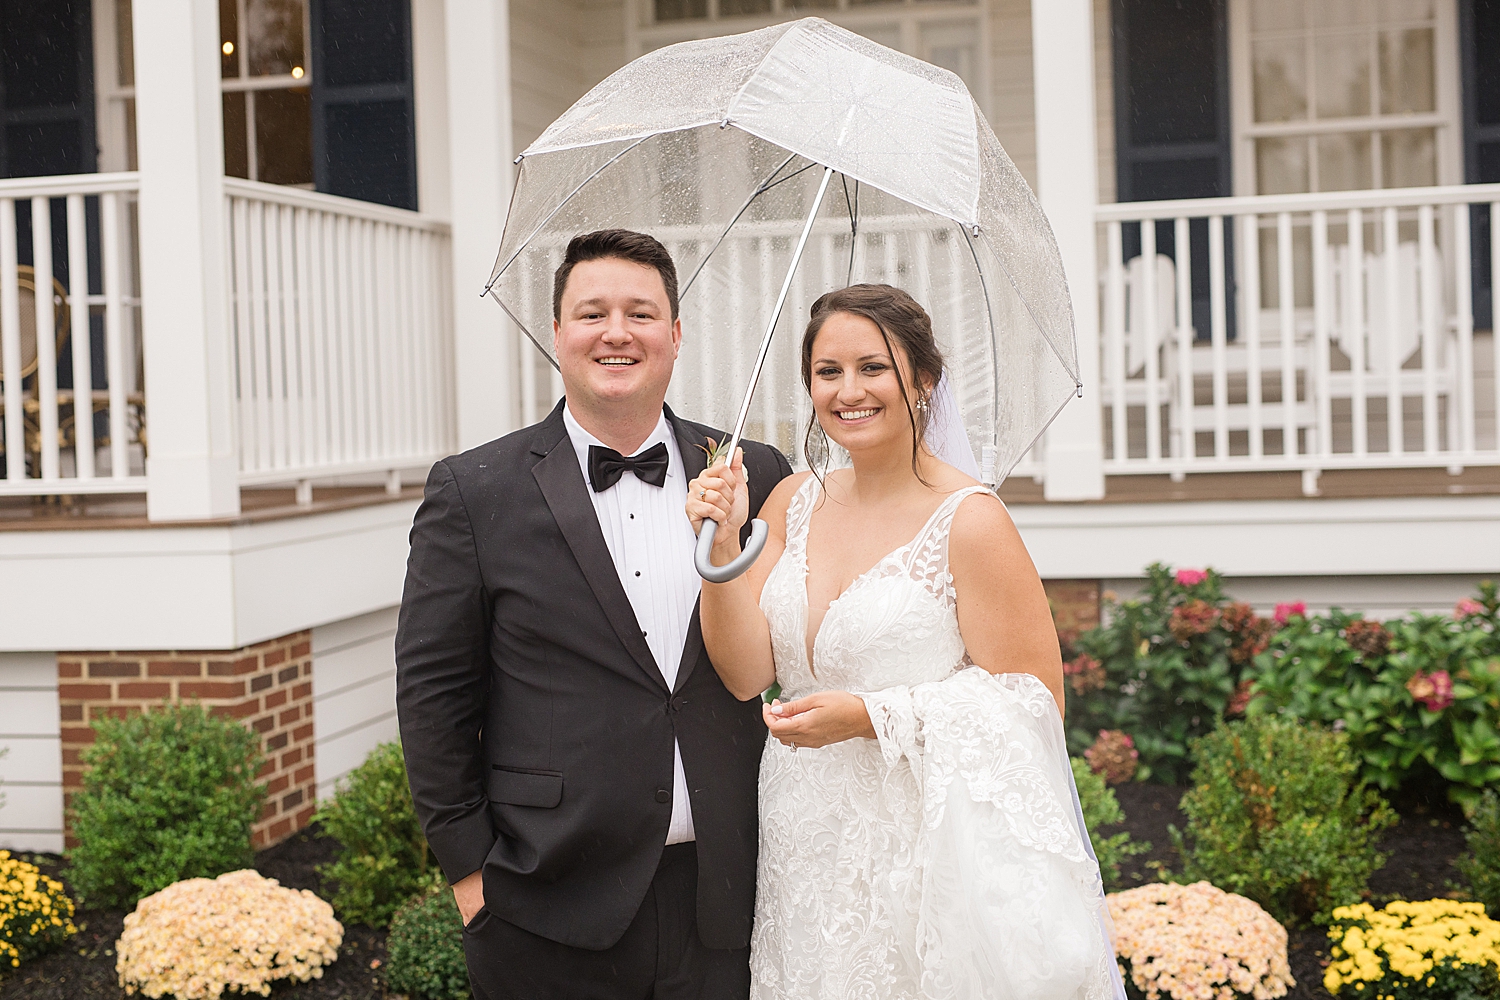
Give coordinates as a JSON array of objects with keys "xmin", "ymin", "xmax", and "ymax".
[
  {"xmin": 1406, "ymin": 670, "xmax": 1455, "ymax": 712},
  {"xmin": 1274, "ymin": 601, "xmax": 1306, "ymax": 625},
  {"xmin": 1455, "ymin": 598, "xmax": 1484, "ymax": 619},
  {"xmin": 1175, "ymin": 569, "xmax": 1207, "ymax": 587}
]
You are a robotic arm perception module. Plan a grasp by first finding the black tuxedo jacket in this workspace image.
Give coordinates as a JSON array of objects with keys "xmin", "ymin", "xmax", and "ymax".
[{"xmin": 395, "ymin": 400, "xmax": 791, "ymax": 952}]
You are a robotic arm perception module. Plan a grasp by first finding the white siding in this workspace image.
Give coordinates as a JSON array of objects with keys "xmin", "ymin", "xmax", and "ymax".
[
  {"xmin": 0, "ymin": 652, "xmax": 63, "ymax": 853},
  {"xmin": 312, "ymin": 607, "xmax": 401, "ymax": 799},
  {"xmin": 511, "ymin": 0, "xmax": 627, "ymax": 155}
]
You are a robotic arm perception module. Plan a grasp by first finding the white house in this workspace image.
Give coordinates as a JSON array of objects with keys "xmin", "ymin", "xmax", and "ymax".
[{"xmin": 1, "ymin": 0, "xmax": 1497, "ymax": 853}]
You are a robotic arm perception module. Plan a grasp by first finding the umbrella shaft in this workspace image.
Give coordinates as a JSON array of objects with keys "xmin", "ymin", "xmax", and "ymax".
[{"xmin": 724, "ymin": 165, "xmax": 836, "ymax": 460}]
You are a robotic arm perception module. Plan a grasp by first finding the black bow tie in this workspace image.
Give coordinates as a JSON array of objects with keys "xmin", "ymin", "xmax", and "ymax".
[{"xmin": 588, "ymin": 442, "xmax": 670, "ymax": 492}]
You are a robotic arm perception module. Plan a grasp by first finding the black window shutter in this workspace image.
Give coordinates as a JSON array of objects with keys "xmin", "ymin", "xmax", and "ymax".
[
  {"xmin": 1112, "ymin": 0, "xmax": 1232, "ymax": 340},
  {"xmin": 310, "ymin": 0, "xmax": 418, "ymax": 211},
  {"xmin": 1461, "ymin": 0, "xmax": 1500, "ymax": 330},
  {"xmin": 0, "ymin": 0, "xmax": 96, "ymax": 179}
]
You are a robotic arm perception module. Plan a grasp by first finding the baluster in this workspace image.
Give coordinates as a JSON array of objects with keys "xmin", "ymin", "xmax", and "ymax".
[
  {"xmin": 1240, "ymin": 213, "xmax": 1262, "ymax": 460},
  {"xmin": 0, "ymin": 199, "xmax": 20, "ymax": 480},
  {"xmin": 102, "ymin": 192, "xmax": 130, "ymax": 479},
  {"xmin": 1141, "ymin": 221, "xmax": 1161, "ymax": 463},
  {"xmin": 32, "ymin": 198, "xmax": 60, "ymax": 481},
  {"xmin": 1348, "ymin": 209, "xmax": 1367, "ymax": 456},
  {"xmin": 1452, "ymin": 204, "xmax": 1474, "ymax": 458},
  {"xmin": 1278, "ymin": 213, "xmax": 1297, "ymax": 458},
  {"xmin": 1209, "ymin": 215, "xmax": 1229, "ymax": 460},
  {"xmin": 1105, "ymin": 221, "xmax": 1126, "ymax": 464},
  {"xmin": 67, "ymin": 194, "xmax": 93, "ymax": 479},
  {"xmin": 1311, "ymin": 210, "xmax": 1333, "ymax": 460},
  {"xmin": 1173, "ymin": 216, "xmax": 1193, "ymax": 471},
  {"xmin": 1418, "ymin": 205, "xmax": 1439, "ymax": 456},
  {"xmin": 1381, "ymin": 206, "xmax": 1401, "ymax": 454}
]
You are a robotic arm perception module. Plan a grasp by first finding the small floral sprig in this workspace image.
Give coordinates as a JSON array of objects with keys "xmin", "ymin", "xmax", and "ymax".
[
  {"xmin": 116, "ymin": 869, "xmax": 342, "ymax": 998},
  {"xmin": 697, "ymin": 435, "xmax": 733, "ymax": 470},
  {"xmin": 1108, "ymin": 881, "xmax": 1294, "ymax": 1000},
  {"xmin": 0, "ymin": 850, "xmax": 76, "ymax": 969},
  {"xmin": 1324, "ymin": 899, "xmax": 1500, "ymax": 997},
  {"xmin": 1273, "ymin": 602, "xmax": 1307, "ymax": 626}
]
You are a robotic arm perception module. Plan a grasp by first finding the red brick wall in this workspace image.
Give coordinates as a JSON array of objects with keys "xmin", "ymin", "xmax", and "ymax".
[
  {"xmin": 57, "ymin": 631, "xmax": 317, "ymax": 848},
  {"xmin": 1045, "ymin": 579, "xmax": 1101, "ymax": 655}
]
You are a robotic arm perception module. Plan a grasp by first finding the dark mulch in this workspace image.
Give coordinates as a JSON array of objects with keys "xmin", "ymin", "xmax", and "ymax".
[
  {"xmin": 1, "ymin": 788, "xmax": 1475, "ymax": 1000},
  {"xmin": 1106, "ymin": 781, "xmax": 1472, "ymax": 1000},
  {"xmin": 0, "ymin": 825, "xmax": 392, "ymax": 999}
]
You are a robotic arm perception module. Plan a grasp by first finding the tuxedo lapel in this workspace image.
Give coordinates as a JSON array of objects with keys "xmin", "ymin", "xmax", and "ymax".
[
  {"xmin": 531, "ymin": 408, "xmax": 668, "ymax": 695},
  {"xmin": 668, "ymin": 407, "xmax": 710, "ymax": 694}
]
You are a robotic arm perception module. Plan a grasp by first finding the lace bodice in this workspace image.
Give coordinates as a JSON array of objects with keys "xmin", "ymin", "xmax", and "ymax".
[
  {"xmin": 760, "ymin": 476, "xmax": 982, "ymax": 700},
  {"xmin": 748, "ymin": 475, "xmax": 1122, "ymax": 1000}
]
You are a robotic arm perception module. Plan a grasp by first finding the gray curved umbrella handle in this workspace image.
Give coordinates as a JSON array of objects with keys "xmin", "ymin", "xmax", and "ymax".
[{"xmin": 695, "ymin": 518, "xmax": 769, "ymax": 584}]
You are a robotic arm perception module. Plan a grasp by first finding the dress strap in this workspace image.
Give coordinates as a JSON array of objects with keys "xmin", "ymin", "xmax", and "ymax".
[
  {"xmin": 903, "ymin": 485, "xmax": 994, "ymax": 600},
  {"xmin": 781, "ymin": 474, "xmax": 822, "ymax": 564}
]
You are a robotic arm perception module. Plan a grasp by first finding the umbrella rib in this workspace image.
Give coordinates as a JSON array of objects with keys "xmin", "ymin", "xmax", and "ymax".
[{"xmin": 678, "ymin": 150, "xmax": 799, "ymax": 299}]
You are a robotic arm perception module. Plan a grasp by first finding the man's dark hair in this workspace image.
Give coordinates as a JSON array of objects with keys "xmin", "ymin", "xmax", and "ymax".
[{"xmin": 552, "ymin": 229, "xmax": 680, "ymax": 321}]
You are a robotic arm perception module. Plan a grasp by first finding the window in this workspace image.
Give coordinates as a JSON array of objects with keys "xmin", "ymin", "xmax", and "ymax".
[
  {"xmin": 1231, "ymin": 0, "xmax": 1461, "ymax": 195},
  {"xmin": 631, "ymin": 0, "xmax": 988, "ymax": 114},
  {"xmin": 219, "ymin": 0, "xmax": 312, "ymax": 186}
]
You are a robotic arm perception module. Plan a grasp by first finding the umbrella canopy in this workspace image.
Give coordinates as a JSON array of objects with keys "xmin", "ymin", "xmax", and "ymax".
[{"xmin": 487, "ymin": 16, "xmax": 1079, "ymax": 484}]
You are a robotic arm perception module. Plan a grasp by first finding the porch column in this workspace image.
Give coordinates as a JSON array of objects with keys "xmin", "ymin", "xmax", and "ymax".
[
  {"xmin": 1032, "ymin": 0, "xmax": 1106, "ymax": 500},
  {"xmin": 134, "ymin": 0, "xmax": 240, "ymax": 519},
  {"xmin": 444, "ymin": 0, "xmax": 518, "ymax": 449}
]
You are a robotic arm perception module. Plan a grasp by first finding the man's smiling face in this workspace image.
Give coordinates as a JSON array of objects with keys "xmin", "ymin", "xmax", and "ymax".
[{"xmin": 553, "ymin": 256, "xmax": 681, "ymax": 415}]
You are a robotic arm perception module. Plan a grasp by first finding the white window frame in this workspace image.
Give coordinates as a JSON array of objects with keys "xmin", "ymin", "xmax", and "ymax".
[
  {"xmin": 625, "ymin": 0, "xmax": 991, "ymax": 119},
  {"xmin": 1227, "ymin": 0, "xmax": 1463, "ymax": 196}
]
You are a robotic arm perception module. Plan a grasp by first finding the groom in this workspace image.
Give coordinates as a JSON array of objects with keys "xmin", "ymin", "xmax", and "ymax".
[{"xmin": 396, "ymin": 229, "xmax": 791, "ymax": 999}]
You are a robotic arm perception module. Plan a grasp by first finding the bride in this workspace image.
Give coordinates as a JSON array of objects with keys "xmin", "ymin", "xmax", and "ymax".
[{"xmin": 687, "ymin": 284, "xmax": 1123, "ymax": 1000}]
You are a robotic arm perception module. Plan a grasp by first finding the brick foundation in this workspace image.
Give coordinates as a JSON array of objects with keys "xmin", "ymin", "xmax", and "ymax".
[
  {"xmin": 58, "ymin": 631, "xmax": 317, "ymax": 849},
  {"xmin": 1044, "ymin": 579, "xmax": 1101, "ymax": 654}
]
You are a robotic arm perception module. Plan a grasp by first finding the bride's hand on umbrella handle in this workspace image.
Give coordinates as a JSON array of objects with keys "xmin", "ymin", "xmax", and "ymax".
[
  {"xmin": 687, "ymin": 450, "xmax": 767, "ymax": 583},
  {"xmin": 686, "ymin": 448, "xmax": 749, "ymax": 548}
]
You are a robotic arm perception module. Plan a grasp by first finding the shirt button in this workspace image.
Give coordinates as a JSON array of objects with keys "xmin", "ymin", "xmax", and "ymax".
[
  {"xmin": 635, "ymin": 570, "xmax": 641, "ymax": 577},
  {"xmin": 655, "ymin": 789, "xmax": 670, "ymax": 803}
]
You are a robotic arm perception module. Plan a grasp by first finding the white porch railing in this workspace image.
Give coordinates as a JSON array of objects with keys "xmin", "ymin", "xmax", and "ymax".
[
  {"xmin": 0, "ymin": 172, "xmax": 145, "ymax": 496},
  {"xmin": 1096, "ymin": 183, "xmax": 1500, "ymax": 493},
  {"xmin": 224, "ymin": 180, "xmax": 455, "ymax": 496}
]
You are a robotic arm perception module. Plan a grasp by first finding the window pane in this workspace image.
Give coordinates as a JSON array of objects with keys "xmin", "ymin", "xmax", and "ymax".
[
  {"xmin": 1379, "ymin": 28, "xmax": 1434, "ymax": 114},
  {"xmin": 220, "ymin": 0, "xmax": 240, "ymax": 78},
  {"xmin": 248, "ymin": 0, "xmax": 307, "ymax": 76},
  {"xmin": 1381, "ymin": 127, "xmax": 1435, "ymax": 187},
  {"xmin": 1252, "ymin": 38, "xmax": 1307, "ymax": 122},
  {"xmin": 1316, "ymin": 131, "xmax": 1372, "ymax": 190},
  {"xmin": 1251, "ymin": 0, "xmax": 1303, "ymax": 32},
  {"xmin": 653, "ymin": 0, "xmax": 707, "ymax": 20},
  {"xmin": 223, "ymin": 92, "xmax": 249, "ymax": 178},
  {"xmin": 1313, "ymin": 32, "xmax": 1371, "ymax": 119},
  {"xmin": 116, "ymin": 0, "xmax": 134, "ymax": 86},
  {"xmin": 1257, "ymin": 136, "xmax": 1309, "ymax": 194},
  {"xmin": 255, "ymin": 87, "xmax": 312, "ymax": 185},
  {"xmin": 719, "ymin": 0, "xmax": 771, "ymax": 13}
]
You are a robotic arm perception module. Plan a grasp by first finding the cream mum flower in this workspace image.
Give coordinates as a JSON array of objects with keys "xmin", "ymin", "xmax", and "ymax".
[
  {"xmin": 116, "ymin": 870, "xmax": 342, "ymax": 998},
  {"xmin": 1108, "ymin": 881, "xmax": 1294, "ymax": 1000}
]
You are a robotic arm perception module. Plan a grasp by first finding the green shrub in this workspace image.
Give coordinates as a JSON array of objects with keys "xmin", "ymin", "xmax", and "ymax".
[
  {"xmin": 0, "ymin": 850, "xmax": 77, "ymax": 970},
  {"xmin": 1456, "ymin": 789, "xmax": 1500, "ymax": 918},
  {"xmin": 1170, "ymin": 716, "xmax": 1395, "ymax": 927},
  {"xmin": 1248, "ymin": 582, "xmax": 1500, "ymax": 810},
  {"xmin": 1068, "ymin": 564, "xmax": 1276, "ymax": 783},
  {"xmin": 1070, "ymin": 758, "xmax": 1149, "ymax": 890},
  {"xmin": 384, "ymin": 885, "xmax": 468, "ymax": 1000},
  {"xmin": 314, "ymin": 741, "xmax": 440, "ymax": 928},
  {"xmin": 65, "ymin": 703, "xmax": 264, "ymax": 908}
]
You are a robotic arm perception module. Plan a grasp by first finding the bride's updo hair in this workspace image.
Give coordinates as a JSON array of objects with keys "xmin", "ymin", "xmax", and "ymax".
[{"xmin": 800, "ymin": 284, "xmax": 946, "ymax": 477}]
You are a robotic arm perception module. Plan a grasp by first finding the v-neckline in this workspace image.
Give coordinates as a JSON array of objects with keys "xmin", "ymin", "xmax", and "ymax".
[{"xmin": 798, "ymin": 481, "xmax": 974, "ymax": 675}]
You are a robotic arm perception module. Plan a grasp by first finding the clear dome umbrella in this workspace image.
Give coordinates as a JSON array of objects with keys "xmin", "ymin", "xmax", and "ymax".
[{"xmin": 485, "ymin": 16, "xmax": 1080, "ymax": 582}]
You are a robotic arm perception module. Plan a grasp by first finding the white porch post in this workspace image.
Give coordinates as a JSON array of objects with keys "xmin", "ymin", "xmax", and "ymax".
[
  {"xmin": 444, "ymin": 0, "xmax": 517, "ymax": 449},
  {"xmin": 134, "ymin": 0, "xmax": 240, "ymax": 519},
  {"xmin": 1032, "ymin": 0, "xmax": 1105, "ymax": 500}
]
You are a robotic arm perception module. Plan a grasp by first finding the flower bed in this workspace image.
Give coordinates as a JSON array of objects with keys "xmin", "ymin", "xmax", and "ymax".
[{"xmin": 0, "ymin": 850, "xmax": 76, "ymax": 970}]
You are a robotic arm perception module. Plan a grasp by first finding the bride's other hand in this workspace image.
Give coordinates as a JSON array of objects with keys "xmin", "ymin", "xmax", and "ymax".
[
  {"xmin": 763, "ymin": 692, "xmax": 876, "ymax": 748},
  {"xmin": 686, "ymin": 448, "xmax": 749, "ymax": 560}
]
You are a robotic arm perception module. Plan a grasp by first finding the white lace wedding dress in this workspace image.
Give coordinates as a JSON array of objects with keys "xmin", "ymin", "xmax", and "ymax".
[{"xmin": 749, "ymin": 477, "xmax": 1123, "ymax": 1000}]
